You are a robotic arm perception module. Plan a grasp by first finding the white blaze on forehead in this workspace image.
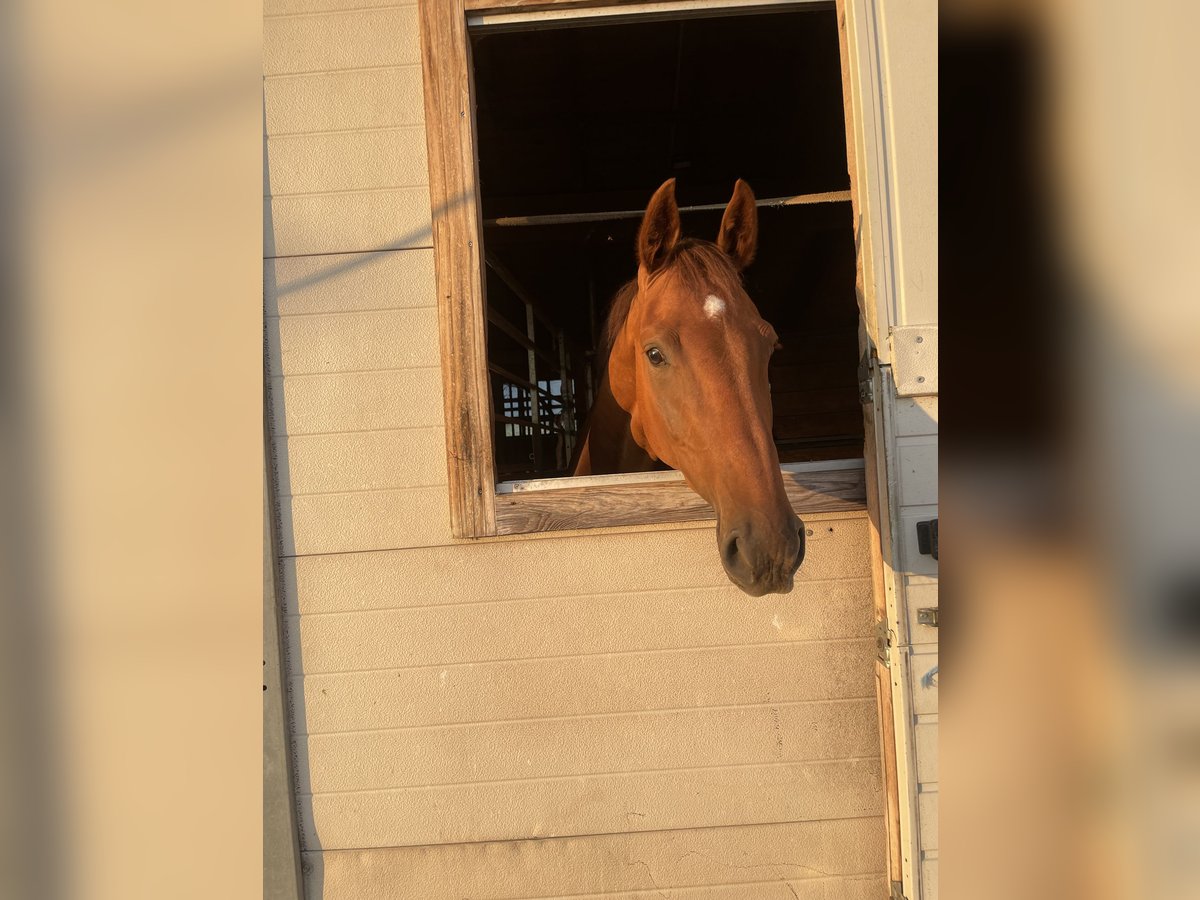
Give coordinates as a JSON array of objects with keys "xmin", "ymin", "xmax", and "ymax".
[{"xmin": 703, "ymin": 294, "xmax": 726, "ymax": 319}]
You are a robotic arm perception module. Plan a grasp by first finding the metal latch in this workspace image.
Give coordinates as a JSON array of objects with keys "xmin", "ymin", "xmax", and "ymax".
[
  {"xmin": 916, "ymin": 518, "xmax": 938, "ymax": 560},
  {"xmin": 875, "ymin": 619, "xmax": 892, "ymax": 667},
  {"xmin": 917, "ymin": 608, "xmax": 939, "ymax": 627},
  {"xmin": 856, "ymin": 350, "xmax": 874, "ymax": 405}
]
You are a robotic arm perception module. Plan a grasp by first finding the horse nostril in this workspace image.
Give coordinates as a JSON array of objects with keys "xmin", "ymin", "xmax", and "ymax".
[{"xmin": 723, "ymin": 534, "xmax": 741, "ymax": 565}]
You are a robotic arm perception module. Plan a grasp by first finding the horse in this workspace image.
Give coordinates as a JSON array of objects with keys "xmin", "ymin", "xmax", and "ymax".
[{"xmin": 573, "ymin": 178, "xmax": 805, "ymax": 596}]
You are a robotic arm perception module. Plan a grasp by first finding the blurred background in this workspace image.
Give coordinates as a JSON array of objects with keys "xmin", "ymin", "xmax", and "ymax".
[
  {"xmin": 941, "ymin": 0, "xmax": 1200, "ymax": 898},
  {"xmin": 0, "ymin": 0, "xmax": 1197, "ymax": 898}
]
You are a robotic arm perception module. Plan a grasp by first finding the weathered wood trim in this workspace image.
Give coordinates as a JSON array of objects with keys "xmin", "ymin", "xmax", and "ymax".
[
  {"xmin": 418, "ymin": 0, "xmax": 498, "ymax": 538},
  {"xmin": 466, "ymin": 0, "xmax": 631, "ymax": 9},
  {"xmin": 467, "ymin": 0, "xmax": 739, "ymax": 12},
  {"xmin": 465, "ymin": 0, "xmax": 811, "ymax": 13},
  {"xmin": 495, "ymin": 464, "xmax": 866, "ymax": 535}
]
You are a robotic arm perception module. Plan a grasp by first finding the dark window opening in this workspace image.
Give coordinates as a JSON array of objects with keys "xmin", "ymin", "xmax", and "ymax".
[{"xmin": 472, "ymin": 7, "xmax": 863, "ymax": 482}]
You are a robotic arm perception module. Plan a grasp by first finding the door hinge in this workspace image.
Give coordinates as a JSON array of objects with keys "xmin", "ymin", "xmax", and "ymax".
[
  {"xmin": 917, "ymin": 607, "xmax": 939, "ymax": 627},
  {"xmin": 890, "ymin": 879, "xmax": 908, "ymax": 900},
  {"xmin": 857, "ymin": 350, "xmax": 875, "ymax": 405},
  {"xmin": 875, "ymin": 619, "xmax": 892, "ymax": 667}
]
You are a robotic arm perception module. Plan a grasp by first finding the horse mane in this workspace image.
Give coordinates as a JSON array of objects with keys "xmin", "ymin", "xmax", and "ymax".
[{"xmin": 598, "ymin": 239, "xmax": 745, "ymax": 364}]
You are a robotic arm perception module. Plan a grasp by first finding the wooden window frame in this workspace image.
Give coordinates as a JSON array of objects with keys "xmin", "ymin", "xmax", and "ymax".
[{"xmin": 418, "ymin": 0, "xmax": 868, "ymax": 540}]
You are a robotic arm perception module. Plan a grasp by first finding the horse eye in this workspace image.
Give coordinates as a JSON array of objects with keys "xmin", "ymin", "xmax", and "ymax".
[{"xmin": 645, "ymin": 347, "xmax": 666, "ymax": 366}]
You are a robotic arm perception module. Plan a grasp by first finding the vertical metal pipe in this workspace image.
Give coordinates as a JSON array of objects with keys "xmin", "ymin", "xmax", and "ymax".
[{"xmin": 525, "ymin": 301, "xmax": 541, "ymax": 469}]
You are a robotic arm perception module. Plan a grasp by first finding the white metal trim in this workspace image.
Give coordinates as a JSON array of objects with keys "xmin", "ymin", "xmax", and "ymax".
[
  {"xmin": 842, "ymin": 0, "xmax": 898, "ymax": 362},
  {"xmin": 497, "ymin": 457, "xmax": 866, "ymax": 493},
  {"xmin": 890, "ymin": 325, "xmax": 938, "ymax": 397},
  {"xmin": 878, "ymin": 367, "xmax": 922, "ymax": 900}
]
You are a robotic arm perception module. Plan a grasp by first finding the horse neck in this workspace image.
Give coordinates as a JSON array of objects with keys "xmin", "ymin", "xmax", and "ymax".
[{"xmin": 571, "ymin": 369, "xmax": 656, "ymax": 476}]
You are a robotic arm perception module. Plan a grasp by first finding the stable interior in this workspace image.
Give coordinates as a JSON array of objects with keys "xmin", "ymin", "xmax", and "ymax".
[{"xmin": 471, "ymin": 6, "xmax": 863, "ymax": 481}]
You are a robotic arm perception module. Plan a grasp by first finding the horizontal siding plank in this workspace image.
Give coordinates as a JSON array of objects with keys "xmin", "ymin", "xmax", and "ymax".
[
  {"xmin": 918, "ymin": 789, "xmax": 938, "ymax": 852},
  {"xmin": 305, "ymin": 819, "xmax": 885, "ymax": 899},
  {"xmin": 280, "ymin": 485, "xmax": 451, "ymax": 555},
  {"xmin": 479, "ymin": 879, "xmax": 885, "ymax": 900},
  {"xmin": 288, "ymin": 588, "xmax": 874, "ymax": 673},
  {"xmin": 304, "ymin": 757, "xmax": 883, "ymax": 848},
  {"xmin": 267, "ymin": 308, "xmax": 440, "ymax": 375},
  {"xmin": 896, "ymin": 438, "xmax": 938, "ymax": 507},
  {"xmin": 922, "ymin": 856, "xmax": 940, "ymax": 900},
  {"xmin": 277, "ymin": 427, "xmax": 446, "ymax": 496},
  {"xmin": 270, "ymin": 367, "xmax": 443, "ymax": 435},
  {"xmin": 911, "ymin": 649, "xmax": 938, "ymax": 716},
  {"xmin": 263, "ymin": 7, "xmax": 419, "ymax": 76},
  {"xmin": 265, "ymin": 66, "xmax": 424, "ymax": 135},
  {"xmin": 915, "ymin": 721, "xmax": 938, "ymax": 783},
  {"xmin": 299, "ymin": 699, "xmax": 878, "ymax": 792},
  {"xmin": 295, "ymin": 640, "xmax": 878, "ymax": 734},
  {"xmin": 265, "ymin": 186, "xmax": 432, "ymax": 257},
  {"xmin": 266, "ymin": 0, "xmax": 408, "ymax": 17},
  {"xmin": 265, "ymin": 127, "xmax": 428, "ymax": 196},
  {"xmin": 283, "ymin": 514, "xmax": 872, "ymax": 612},
  {"xmin": 892, "ymin": 394, "xmax": 938, "ymax": 437},
  {"xmin": 265, "ymin": 248, "xmax": 435, "ymax": 316}
]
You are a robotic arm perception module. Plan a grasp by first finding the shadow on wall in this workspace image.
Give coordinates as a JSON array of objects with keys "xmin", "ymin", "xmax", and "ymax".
[{"xmin": 264, "ymin": 132, "xmax": 479, "ymax": 894}]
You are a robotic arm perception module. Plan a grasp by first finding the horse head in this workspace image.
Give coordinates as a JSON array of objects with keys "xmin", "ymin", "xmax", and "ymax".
[{"xmin": 604, "ymin": 178, "xmax": 805, "ymax": 595}]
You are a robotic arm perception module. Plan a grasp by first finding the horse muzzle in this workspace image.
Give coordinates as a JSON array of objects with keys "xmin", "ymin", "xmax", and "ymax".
[{"xmin": 718, "ymin": 514, "xmax": 805, "ymax": 596}]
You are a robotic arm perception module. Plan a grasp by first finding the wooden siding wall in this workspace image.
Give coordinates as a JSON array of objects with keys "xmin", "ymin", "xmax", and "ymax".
[{"xmin": 264, "ymin": 2, "xmax": 886, "ymax": 897}]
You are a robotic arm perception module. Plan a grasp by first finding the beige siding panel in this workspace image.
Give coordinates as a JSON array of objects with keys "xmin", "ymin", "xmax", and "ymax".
[
  {"xmin": 283, "ymin": 515, "xmax": 872, "ymax": 613},
  {"xmin": 296, "ymin": 640, "xmax": 877, "ymax": 734},
  {"xmin": 280, "ymin": 486, "xmax": 451, "ymax": 556},
  {"xmin": 266, "ymin": 0, "xmax": 405, "ymax": 17},
  {"xmin": 893, "ymin": 394, "xmax": 938, "ymax": 437},
  {"xmin": 270, "ymin": 367, "xmax": 442, "ymax": 435},
  {"xmin": 911, "ymin": 649, "xmax": 939, "ymax": 717},
  {"xmin": 922, "ymin": 856, "xmax": 940, "ymax": 900},
  {"xmin": 896, "ymin": 439, "xmax": 938, "ymax": 506},
  {"xmin": 300, "ymin": 699, "xmax": 879, "ymax": 793},
  {"xmin": 918, "ymin": 790, "xmax": 938, "ymax": 852},
  {"xmin": 263, "ymin": 7, "xmax": 419, "ymax": 76},
  {"xmin": 305, "ymin": 819, "xmax": 885, "ymax": 899},
  {"xmin": 277, "ymin": 427, "xmax": 446, "ymax": 496},
  {"xmin": 303, "ymin": 757, "xmax": 883, "ymax": 848},
  {"xmin": 265, "ymin": 66, "xmax": 424, "ymax": 135},
  {"xmin": 267, "ymin": 308, "xmax": 439, "ymax": 375},
  {"xmin": 265, "ymin": 127, "xmax": 428, "ymax": 196},
  {"xmin": 915, "ymin": 721, "xmax": 938, "ymax": 783},
  {"xmin": 265, "ymin": 249, "xmax": 434, "ymax": 316},
  {"xmin": 289, "ymin": 589, "xmax": 873, "ymax": 673},
  {"xmin": 264, "ymin": 186, "xmax": 432, "ymax": 257}
]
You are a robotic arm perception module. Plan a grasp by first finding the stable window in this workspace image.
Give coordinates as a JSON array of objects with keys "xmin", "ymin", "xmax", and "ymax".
[{"xmin": 420, "ymin": 0, "xmax": 868, "ymax": 538}]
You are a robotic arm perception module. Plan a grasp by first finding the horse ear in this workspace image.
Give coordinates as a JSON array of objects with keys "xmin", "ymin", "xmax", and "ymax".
[
  {"xmin": 716, "ymin": 179, "xmax": 758, "ymax": 270},
  {"xmin": 637, "ymin": 179, "xmax": 682, "ymax": 274}
]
